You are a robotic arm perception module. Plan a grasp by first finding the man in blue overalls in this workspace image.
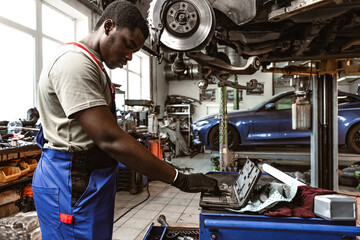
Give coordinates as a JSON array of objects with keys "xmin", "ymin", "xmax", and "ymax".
[{"xmin": 33, "ymin": 1, "xmax": 219, "ymax": 239}]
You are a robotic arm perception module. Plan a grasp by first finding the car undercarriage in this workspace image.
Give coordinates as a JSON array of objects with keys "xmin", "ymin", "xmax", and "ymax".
[{"xmin": 144, "ymin": 0, "xmax": 360, "ymax": 69}]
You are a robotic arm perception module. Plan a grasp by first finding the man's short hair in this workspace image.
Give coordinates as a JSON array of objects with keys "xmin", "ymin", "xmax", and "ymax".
[{"xmin": 94, "ymin": 0, "xmax": 149, "ymax": 39}]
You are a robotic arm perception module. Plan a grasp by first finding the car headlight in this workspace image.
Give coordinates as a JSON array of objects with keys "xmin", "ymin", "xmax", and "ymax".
[{"xmin": 195, "ymin": 120, "xmax": 210, "ymax": 127}]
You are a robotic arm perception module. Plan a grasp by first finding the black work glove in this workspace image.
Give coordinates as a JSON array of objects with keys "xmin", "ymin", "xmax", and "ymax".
[{"xmin": 172, "ymin": 172, "xmax": 220, "ymax": 194}]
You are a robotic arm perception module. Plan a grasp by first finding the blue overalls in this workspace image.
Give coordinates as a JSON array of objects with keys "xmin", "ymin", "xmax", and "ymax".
[{"xmin": 33, "ymin": 42, "xmax": 118, "ymax": 240}]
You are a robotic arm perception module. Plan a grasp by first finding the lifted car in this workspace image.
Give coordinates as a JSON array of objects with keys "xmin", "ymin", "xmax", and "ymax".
[{"xmin": 192, "ymin": 91, "xmax": 360, "ymax": 153}]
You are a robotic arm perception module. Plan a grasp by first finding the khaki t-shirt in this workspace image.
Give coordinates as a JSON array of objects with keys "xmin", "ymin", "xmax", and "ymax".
[{"xmin": 37, "ymin": 43, "xmax": 113, "ymax": 152}]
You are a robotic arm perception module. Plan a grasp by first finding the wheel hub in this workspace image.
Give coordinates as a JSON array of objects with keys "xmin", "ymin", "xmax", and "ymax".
[
  {"xmin": 165, "ymin": 1, "xmax": 199, "ymax": 37},
  {"xmin": 148, "ymin": 0, "xmax": 215, "ymax": 52}
]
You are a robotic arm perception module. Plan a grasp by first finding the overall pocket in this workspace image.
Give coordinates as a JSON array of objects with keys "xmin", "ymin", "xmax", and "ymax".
[{"xmin": 32, "ymin": 186, "xmax": 61, "ymax": 229}]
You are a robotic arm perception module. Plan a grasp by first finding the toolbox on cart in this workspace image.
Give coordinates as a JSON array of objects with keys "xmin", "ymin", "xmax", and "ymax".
[
  {"xmin": 200, "ymin": 159, "xmax": 261, "ymax": 210},
  {"xmin": 142, "ymin": 223, "xmax": 199, "ymax": 240}
]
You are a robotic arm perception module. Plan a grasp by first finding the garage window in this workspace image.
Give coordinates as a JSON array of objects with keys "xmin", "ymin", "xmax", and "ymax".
[
  {"xmin": 110, "ymin": 50, "xmax": 150, "ymax": 111},
  {"xmin": 0, "ymin": 0, "xmax": 87, "ymax": 121},
  {"xmin": 0, "ymin": 23, "xmax": 35, "ymax": 121}
]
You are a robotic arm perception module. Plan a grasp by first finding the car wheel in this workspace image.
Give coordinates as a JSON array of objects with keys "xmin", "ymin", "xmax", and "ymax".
[
  {"xmin": 346, "ymin": 124, "xmax": 360, "ymax": 154},
  {"xmin": 208, "ymin": 125, "xmax": 239, "ymax": 151}
]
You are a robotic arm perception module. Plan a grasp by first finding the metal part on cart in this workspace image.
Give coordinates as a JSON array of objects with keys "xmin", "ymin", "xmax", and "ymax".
[
  {"xmin": 200, "ymin": 159, "xmax": 262, "ymax": 210},
  {"xmin": 314, "ymin": 194, "xmax": 356, "ymax": 221}
]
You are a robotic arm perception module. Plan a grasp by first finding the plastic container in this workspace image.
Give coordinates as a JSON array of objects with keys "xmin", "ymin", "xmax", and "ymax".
[
  {"xmin": 25, "ymin": 159, "xmax": 37, "ymax": 172},
  {"xmin": 18, "ymin": 161, "xmax": 30, "ymax": 177},
  {"xmin": 0, "ymin": 166, "xmax": 21, "ymax": 183},
  {"xmin": 148, "ymin": 139, "xmax": 163, "ymax": 159},
  {"xmin": 23, "ymin": 186, "xmax": 33, "ymax": 198}
]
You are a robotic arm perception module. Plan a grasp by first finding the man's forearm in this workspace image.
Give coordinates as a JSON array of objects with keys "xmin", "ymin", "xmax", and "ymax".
[{"xmin": 105, "ymin": 131, "xmax": 176, "ymax": 183}]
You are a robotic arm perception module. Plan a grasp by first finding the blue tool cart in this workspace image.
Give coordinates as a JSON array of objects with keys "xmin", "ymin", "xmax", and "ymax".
[
  {"xmin": 199, "ymin": 171, "xmax": 360, "ymax": 240},
  {"xmin": 143, "ymin": 170, "xmax": 360, "ymax": 240},
  {"xmin": 200, "ymin": 209, "xmax": 360, "ymax": 240},
  {"xmin": 143, "ymin": 212, "xmax": 360, "ymax": 240}
]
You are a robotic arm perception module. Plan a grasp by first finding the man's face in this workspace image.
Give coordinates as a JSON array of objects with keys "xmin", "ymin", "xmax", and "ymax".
[{"xmin": 100, "ymin": 26, "xmax": 146, "ymax": 69}]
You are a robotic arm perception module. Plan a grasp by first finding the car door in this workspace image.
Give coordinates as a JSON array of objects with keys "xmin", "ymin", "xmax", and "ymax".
[{"xmin": 251, "ymin": 93, "xmax": 310, "ymax": 144}]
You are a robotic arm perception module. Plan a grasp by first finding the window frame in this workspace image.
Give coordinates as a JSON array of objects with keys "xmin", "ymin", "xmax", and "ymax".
[
  {"xmin": 0, "ymin": 0, "xmax": 89, "ymax": 120},
  {"xmin": 110, "ymin": 50, "xmax": 151, "ymax": 112},
  {"xmin": 0, "ymin": 0, "xmax": 152, "ymax": 120}
]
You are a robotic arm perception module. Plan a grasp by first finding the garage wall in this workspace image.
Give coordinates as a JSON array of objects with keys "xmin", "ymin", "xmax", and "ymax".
[
  {"xmin": 338, "ymin": 83, "xmax": 351, "ymax": 93},
  {"xmin": 168, "ymin": 70, "xmax": 273, "ymax": 121},
  {"xmin": 350, "ymin": 79, "xmax": 360, "ymax": 94}
]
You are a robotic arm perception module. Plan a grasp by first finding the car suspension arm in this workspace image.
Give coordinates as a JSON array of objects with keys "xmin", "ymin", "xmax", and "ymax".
[{"xmin": 185, "ymin": 52, "xmax": 261, "ymax": 75}]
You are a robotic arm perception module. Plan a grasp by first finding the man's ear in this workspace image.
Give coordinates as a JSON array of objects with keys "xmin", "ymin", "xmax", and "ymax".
[{"xmin": 104, "ymin": 20, "xmax": 114, "ymax": 35}]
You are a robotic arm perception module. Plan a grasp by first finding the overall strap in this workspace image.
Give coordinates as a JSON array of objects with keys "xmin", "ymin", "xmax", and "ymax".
[{"xmin": 65, "ymin": 42, "xmax": 103, "ymax": 70}]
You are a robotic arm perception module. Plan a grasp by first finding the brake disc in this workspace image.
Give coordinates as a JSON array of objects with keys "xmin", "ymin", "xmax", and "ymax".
[{"xmin": 148, "ymin": 0, "xmax": 215, "ymax": 52}]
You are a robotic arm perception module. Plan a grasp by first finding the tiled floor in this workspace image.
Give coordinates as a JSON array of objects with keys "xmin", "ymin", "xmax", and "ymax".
[{"xmin": 112, "ymin": 153, "xmax": 213, "ymax": 240}]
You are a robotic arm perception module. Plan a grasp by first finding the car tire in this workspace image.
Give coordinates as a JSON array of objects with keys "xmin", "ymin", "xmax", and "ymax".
[
  {"xmin": 346, "ymin": 124, "xmax": 360, "ymax": 154},
  {"xmin": 208, "ymin": 125, "xmax": 239, "ymax": 151}
]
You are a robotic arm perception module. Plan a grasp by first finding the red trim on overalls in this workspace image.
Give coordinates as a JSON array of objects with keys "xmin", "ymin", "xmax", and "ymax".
[{"xmin": 60, "ymin": 213, "xmax": 73, "ymax": 224}]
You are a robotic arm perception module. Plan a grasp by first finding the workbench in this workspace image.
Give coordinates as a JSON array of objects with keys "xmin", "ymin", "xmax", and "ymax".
[{"xmin": 143, "ymin": 171, "xmax": 360, "ymax": 240}]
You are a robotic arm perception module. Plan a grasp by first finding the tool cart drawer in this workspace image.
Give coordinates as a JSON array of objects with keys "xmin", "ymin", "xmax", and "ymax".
[
  {"xmin": 200, "ymin": 210, "xmax": 360, "ymax": 240},
  {"xmin": 142, "ymin": 223, "xmax": 199, "ymax": 240}
]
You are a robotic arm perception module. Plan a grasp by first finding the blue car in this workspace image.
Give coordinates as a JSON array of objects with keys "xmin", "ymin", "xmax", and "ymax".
[{"xmin": 192, "ymin": 91, "xmax": 360, "ymax": 153}]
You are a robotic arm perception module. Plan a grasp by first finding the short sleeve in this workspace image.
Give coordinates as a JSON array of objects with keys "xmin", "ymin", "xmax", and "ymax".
[{"xmin": 49, "ymin": 51, "xmax": 108, "ymax": 118}]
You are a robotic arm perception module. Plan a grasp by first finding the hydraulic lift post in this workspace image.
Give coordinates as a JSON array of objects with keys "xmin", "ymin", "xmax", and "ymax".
[
  {"xmin": 262, "ymin": 59, "xmax": 360, "ymax": 190},
  {"xmin": 311, "ymin": 59, "xmax": 339, "ymax": 190}
]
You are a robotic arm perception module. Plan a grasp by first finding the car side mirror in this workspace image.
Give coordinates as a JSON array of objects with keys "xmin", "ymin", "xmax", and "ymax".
[{"xmin": 265, "ymin": 103, "xmax": 275, "ymax": 110}]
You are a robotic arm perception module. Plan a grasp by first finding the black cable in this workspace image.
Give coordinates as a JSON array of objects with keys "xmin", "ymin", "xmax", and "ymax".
[{"xmin": 113, "ymin": 181, "xmax": 151, "ymax": 223}]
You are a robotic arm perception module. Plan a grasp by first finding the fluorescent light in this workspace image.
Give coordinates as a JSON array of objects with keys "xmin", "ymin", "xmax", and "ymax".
[{"xmin": 337, "ymin": 77, "xmax": 346, "ymax": 82}]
